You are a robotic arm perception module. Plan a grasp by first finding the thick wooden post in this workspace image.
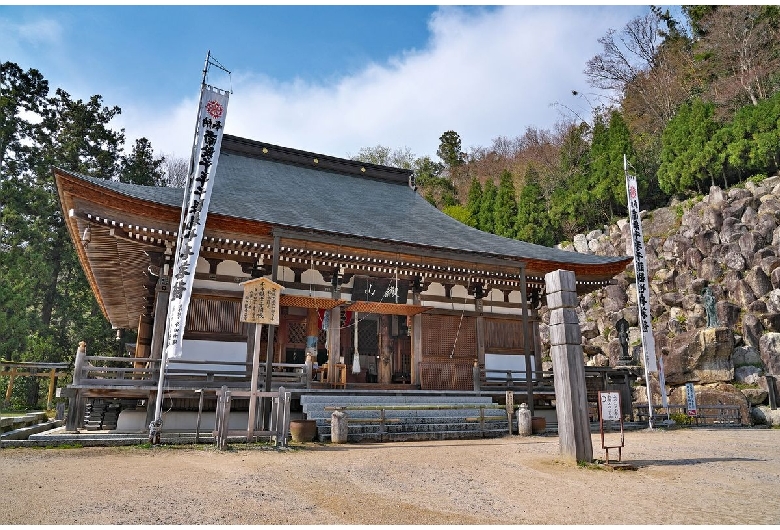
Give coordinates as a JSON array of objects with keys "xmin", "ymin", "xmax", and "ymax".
[
  {"xmin": 545, "ymin": 269, "xmax": 593, "ymax": 464},
  {"xmin": 327, "ymin": 306, "xmax": 341, "ymax": 384},
  {"xmin": 248, "ymin": 323, "xmax": 263, "ymax": 441},
  {"xmin": 411, "ymin": 291, "xmax": 423, "ymax": 386},
  {"xmin": 378, "ymin": 315, "xmax": 393, "ymax": 384},
  {"xmin": 520, "ymin": 266, "xmax": 533, "ymax": 415},
  {"xmin": 475, "ymin": 297, "xmax": 485, "ymax": 371},
  {"xmin": 263, "ymin": 235, "xmax": 280, "ymax": 428},
  {"xmin": 4, "ymin": 367, "xmax": 16, "ymax": 408},
  {"xmin": 149, "ymin": 277, "xmax": 170, "ymax": 362},
  {"xmin": 46, "ymin": 368, "xmax": 57, "ymax": 410}
]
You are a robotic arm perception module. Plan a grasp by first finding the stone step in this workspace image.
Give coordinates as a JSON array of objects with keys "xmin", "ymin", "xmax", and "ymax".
[
  {"xmin": 300, "ymin": 394, "xmax": 493, "ymax": 404},
  {"xmin": 300, "ymin": 396, "xmax": 494, "ymax": 412},
  {"xmin": 0, "ymin": 412, "xmax": 48, "ymax": 433},
  {"xmin": 0, "ymin": 419, "xmax": 65, "ymax": 441},
  {"xmin": 317, "ymin": 419, "xmax": 510, "ymax": 435},
  {"xmin": 318, "ymin": 424, "xmax": 512, "ymax": 443},
  {"xmin": 304, "ymin": 407, "xmax": 507, "ymax": 420}
]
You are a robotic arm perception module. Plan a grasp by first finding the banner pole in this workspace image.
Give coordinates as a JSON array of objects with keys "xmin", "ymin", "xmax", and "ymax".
[
  {"xmin": 624, "ymin": 154, "xmax": 656, "ymax": 429},
  {"xmin": 150, "ymin": 53, "xmax": 230, "ymax": 443}
]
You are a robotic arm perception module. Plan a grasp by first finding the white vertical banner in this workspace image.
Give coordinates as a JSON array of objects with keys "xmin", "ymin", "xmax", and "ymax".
[
  {"xmin": 164, "ymin": 86, "xmax": 229, "ymax": 360},
  {"xmin": 625, "ymin": 172, "xmax": 658, "ymax": 374}
]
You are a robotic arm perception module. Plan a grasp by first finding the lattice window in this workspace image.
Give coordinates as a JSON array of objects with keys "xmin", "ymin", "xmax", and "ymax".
[
  {"xmin": 419, "ymin": 358, "xmax": 474, "ymax": 390},
  {"xmin": 421, "ymin": 314, "xmax": 476, "ymax": 359},
  {"xmin": 358, "ymin": 318, "xmax": 378, "ymax": 355},
  {"xmin": 485, "ymin": 318, "xmax": 524, "ymax": 351},
  {"xmin": 186, "ymin": 298, "xmax": 246, "ymax": 336},
  {"xmin": 398, "ymin": 338, "xmax": 411, "ymax": 374},
  {"xmin": 288, "ymin": 322, "xmax": 306, "ymax": 345}
]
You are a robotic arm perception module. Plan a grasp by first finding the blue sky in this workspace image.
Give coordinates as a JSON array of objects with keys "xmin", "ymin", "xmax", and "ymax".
[{"xmin": 2, "ymin": 5, "xmax": 649, "ymax": 161}]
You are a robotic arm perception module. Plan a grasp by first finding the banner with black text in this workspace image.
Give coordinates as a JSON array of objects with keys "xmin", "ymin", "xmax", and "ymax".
[{"xmin": 164, "ymin": 86, "xmax": 229, "ymax": 359}]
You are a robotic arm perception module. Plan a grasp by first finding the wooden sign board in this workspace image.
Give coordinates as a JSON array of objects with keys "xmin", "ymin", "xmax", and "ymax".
[
  {"xmin": 599, "ymin": 391, "xmax": 621, "ymax": 422},
  {"xmin": 239, "ymin": 277, "xmax": 283, "ymax": 325},
  {"xmin": 353, "ymin": 276, "xmax": 409, "ymax": 304},
  {"xmin": 685, "ymin": 382, "xmax": 697, "ymax": 416}
]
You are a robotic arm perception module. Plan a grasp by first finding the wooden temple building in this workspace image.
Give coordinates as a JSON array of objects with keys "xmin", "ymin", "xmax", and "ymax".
[{"xmin": 55, "ymin": 134, "xmax": 631, "ymax": 434}]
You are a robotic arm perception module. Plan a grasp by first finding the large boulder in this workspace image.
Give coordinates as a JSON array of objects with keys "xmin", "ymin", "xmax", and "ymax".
[
  {"xmin": 734, "ymin": 365, "xmax": 763, "ymax": 385},
  {"xmin": 751, "ymin": 406, "xmax": 780, "ymax": 426},
  {"xmin": 732, "ymin": 345, "xmax": 762, "ymax": 366},
  {"xmin": 716, "ymin": 301, "xmax": 741, "ymax": 329},
  {"xmin": 666, "ymin": 328, "xmax": 734, "ymax": 384},
  {"xmin": 758, "ymin": 332, "xmax": 780, "ymax": 375},
  {"xmin": 746, "ymin": 267, "xmax": 773, "ymax": 298},
  {"xmin": 602, "ymin": 285, "xmax": 627, "ymax": 313},
  {"xmin": 742, "ymin": 313, "xmax": 764, "ymax": 349},
  {"xmin": 741, "ymin": 388, "xmax": 768, "ymax": 406}
]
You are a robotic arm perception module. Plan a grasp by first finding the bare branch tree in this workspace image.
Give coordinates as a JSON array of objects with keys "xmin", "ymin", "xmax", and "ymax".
[{"xmin": 161, "ymin": 155, "xmax": 189, "ymax": 188}]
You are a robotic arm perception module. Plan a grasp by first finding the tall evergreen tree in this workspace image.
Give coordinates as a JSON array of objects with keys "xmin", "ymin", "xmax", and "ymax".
[
  {"xmin": 658, "ymin": 99, "xmax": 722, "ymax": 194},
  {"xmin": 493, "ymin": 170, "xmax": 517, "ymax": 238},
  {"xmin": 120, "ymin": 137, "xmax": 166, "ymax": 186},
  {"xmin": 515, "ymin": 166, "xmax": 557, "ymax": 246},
  {"xmin": 465, "ymin": 177, "xmax": 482, "ymax": 229},
  {"xmin": 588, "ymin": 110, "xmax": 634, "ymax": 220},
  {"xmin": 478, "ymin": 179, "xmax": 497, "ymax": 233}
]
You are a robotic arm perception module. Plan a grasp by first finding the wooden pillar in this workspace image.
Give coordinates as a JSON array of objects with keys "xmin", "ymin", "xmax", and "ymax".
[
  {"xmin": 411, "ymin": 292, "xmax": 423, "ymax": 387},
  {"xmin": 149, "ymin": 277, "xmax": 170, "ymax": 361},
  {"xmin": 66, "ymin": 389, "xmax": 84, "ymax": 431},
  {"xmin": 475, "ymin": 297, "xmax": 485, "ymax": 372},
  {"xmin": 135, "ymin": 314, "xmax": 153, "ymax": 365},
  {"xmin": 46, "ymin": 368, "xmax": 57, "ymax": 410},
  {"xmin": 327, "ymin": 306, "xmax": 340, "ymax": 384},
  {"xmin": 545, "ymin": 269, "xmax": 593, "ymax": 464},
  {"xmin": 264, "ymin": 235, "xmax": 280, "ymax": 394},
  {"xmin": 68, "ymin": 341, "xmax": 88, "ymax": 431},
  {"xmin": 378, "ymin": 315, "xmax": 393, "ymax": 384},
  {"xmin": 520, "ymin": 266, "xmax": 533, "ymax": 415},
  {"xmin": 261, "ymin": 235, "xmax": 281, "ymax": 430},
  {"xmin": 3, "ymin": 367, "xmax": 16, "ymax": 408},
  {"xmin": 248, "ymin": 323, "xmax": 263, "ymax": 441}
]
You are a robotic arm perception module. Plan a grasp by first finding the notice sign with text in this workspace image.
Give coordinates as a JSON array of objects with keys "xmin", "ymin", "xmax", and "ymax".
[
  {"xmin": 239, "ymin": 277, "xmax": 283, "ymax": 325},
  {"xmin": 686, "ymin": 382, "xmax": 697, "ymax": 416},
  {"xmin": 599, "ymin": 391, "xmax": 621, "ymax": 422}
]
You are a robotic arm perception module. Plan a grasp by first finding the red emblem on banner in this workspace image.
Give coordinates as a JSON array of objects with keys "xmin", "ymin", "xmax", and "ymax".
[
  {"xmin": 629, "ymin": 186, "xmax": 637, "ymax": 199},
  {"xmin": 205, "ymin": 100, "xmax": 224, "ymax": 119}
]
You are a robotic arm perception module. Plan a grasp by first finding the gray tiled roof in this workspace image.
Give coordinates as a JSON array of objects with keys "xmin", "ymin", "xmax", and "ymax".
[{"xmin": 74, "ymin": 139, "xmax": 628, "ymax": 268}]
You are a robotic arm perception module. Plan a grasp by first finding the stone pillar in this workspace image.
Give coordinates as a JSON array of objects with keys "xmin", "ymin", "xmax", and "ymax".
[{"xmin": 545, "ymin": 269, "xmax": 593, "ymax": 464}]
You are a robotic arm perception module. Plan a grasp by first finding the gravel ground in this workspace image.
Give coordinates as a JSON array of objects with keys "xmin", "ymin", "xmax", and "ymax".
[{"xmin": 1, "ymin": 428, "xmax": 779, "ymax": 525}]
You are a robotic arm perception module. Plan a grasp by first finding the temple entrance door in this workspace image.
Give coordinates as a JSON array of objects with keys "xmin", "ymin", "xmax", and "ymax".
[
  {"xmin": 392, "ymin": 315, "xmax": 411, "ymax": 384},
  {"xmin": 357, "ymin": 317, "xmax": 379, "ymax": 383}
]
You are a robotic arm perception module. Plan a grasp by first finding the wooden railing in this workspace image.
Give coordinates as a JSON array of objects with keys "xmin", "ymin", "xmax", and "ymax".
[
  {"xmin": 213, "ymin": 385, "xmax": 291, "ymax": 449},
  {"xmin": 634, "ymin": 403, "xmax": 742, "ymax": 425},
  {"xmin": 72, "ymin": 349, "xmax": 310, "ymax": 390},
  {"xmin": 1, "ymin": 361, "xmax": 70, "ymax": 410}
]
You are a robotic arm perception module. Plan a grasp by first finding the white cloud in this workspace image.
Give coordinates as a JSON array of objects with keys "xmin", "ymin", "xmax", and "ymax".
[
  {"xmin": 0, "ymin": 17, "xmax": 63, "ymax": 48},
  {"xmin": 119, "ymin": 5, "xmax": 644, "ymax": 161}
]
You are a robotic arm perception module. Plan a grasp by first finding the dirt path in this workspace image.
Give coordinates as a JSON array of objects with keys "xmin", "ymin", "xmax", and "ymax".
[{"xmin": 1, "ymin": 428, "xmax": 778, "ymax": 525}]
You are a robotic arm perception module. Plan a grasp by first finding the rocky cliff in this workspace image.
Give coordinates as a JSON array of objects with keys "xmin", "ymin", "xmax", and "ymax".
[{"xmin": 539, "ymin": 175, "xmax": 780, "ymax": 425}]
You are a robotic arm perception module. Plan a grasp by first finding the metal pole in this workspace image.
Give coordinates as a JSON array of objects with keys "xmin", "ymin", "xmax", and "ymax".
[
  {"xmin": 625, "ymin": 154, "xmax": 654, "ymax": 429},
  {"xmin": 151, "ymin": 52, "xmax": 212, "ymax": 443}
]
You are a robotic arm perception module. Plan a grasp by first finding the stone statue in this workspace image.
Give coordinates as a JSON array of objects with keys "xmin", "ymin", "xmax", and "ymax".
[
  {"xmin": 703, "ymin": 286, "xmax": 718, "ymax": 328},
  {"xmin": 616, "ymin": 317, "xmax": 631, "ymax": 364}
]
